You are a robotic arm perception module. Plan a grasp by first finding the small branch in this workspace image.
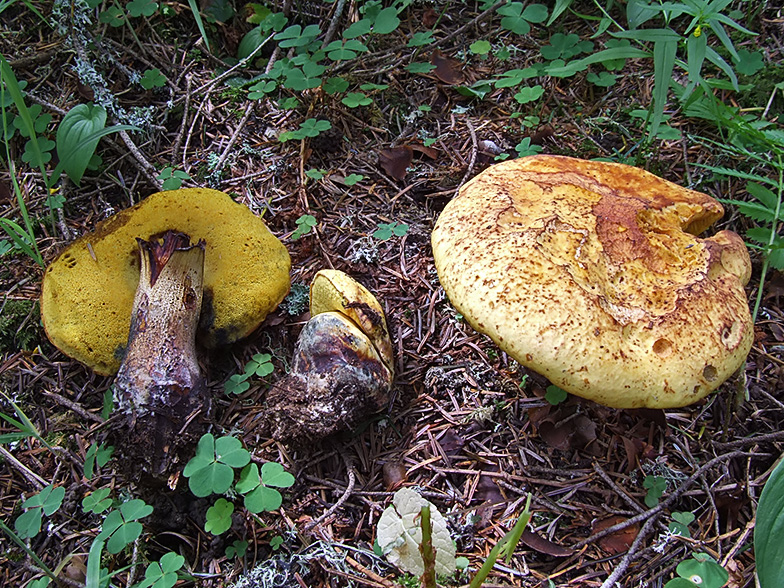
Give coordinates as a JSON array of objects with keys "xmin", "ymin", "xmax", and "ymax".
[
  {"xmin": 598, "ymin": 515, "xmax": 659, "ymax": 588},
  {"xmin": 214, "ymin": 101, "xmax": 255, "ymax": 171},
  {"xmin": 307, "ymin": 455, "xmax": 357, "ymax": 530},
  {"xmin": 118, "ymin": 130, "xmax": 163, "ymax": 189}
]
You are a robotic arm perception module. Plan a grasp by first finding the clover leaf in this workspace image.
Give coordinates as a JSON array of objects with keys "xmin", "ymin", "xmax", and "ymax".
[{"xmin": 183, "ymin": 434, "xmax": 250, "ymax": 497}]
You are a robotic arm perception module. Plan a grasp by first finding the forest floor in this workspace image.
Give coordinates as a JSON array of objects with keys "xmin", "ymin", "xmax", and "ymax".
[{"xmin": 1, "ymin": 1, "xmax": 783, "ymax": 587}]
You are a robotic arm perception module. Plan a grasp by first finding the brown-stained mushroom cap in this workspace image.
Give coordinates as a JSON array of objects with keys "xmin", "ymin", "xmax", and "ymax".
[
  {"xmin": 431, "ymin": 155, "xmax": 753, "ymax": 409},
  {"xmin": 41, "ymin": 188, "xmax": 291, "ymax": 375}
]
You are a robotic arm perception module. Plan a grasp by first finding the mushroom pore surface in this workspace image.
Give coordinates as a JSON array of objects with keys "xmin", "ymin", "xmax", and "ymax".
[
  {"xmin": 41, "ymin": 188, "xmax": 291, "ymax": 375},
  {"xmin": 431, "ymin": 155, "xmax": 753, "ymax": 408}
]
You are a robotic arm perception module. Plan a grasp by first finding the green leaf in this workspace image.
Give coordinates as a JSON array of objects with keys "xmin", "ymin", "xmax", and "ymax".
[
  {"xmin": 373, "ymin": 221, "xmax": 409, "ymax": 241},
  {"xmin": 669, "ymin": 511, "xmax": 694, "ymax": 538},
  {"xmin": 82, "ymin": 488, "xmax": 113, "ymax": 514},
  {"xmin": 408, "ymin": 31, "xmax": 434, "ymax": 47},
  {"xmin": 323, "ymin": 77, "xmax": 349, "ymax": 95},
  {"xmin": 675, "ymin": 554, "xmax": 728, "ymax": 588},
  {"xmin": 138, "ymin": 552, "xmax": 185, "ymax": 588},
  {"xmin": 343, "ymin": 18, "xmax": 371, "ymax": 39},
  {"xmin": 99, "ymin": 5, "xmax": 126, "ymax": 27},
  {"xmin": 544, "ymin": 385, "xmax": 567, "ymax": 405},
  {"xmin": 513, "ymin": 85, "xmax": 544, "ymax": 104},
  {"xmin": 245, "ymin": 353, "xmax": 274, "ymax": 377},
  {"xmin": 372, "ymin": 6, "xmax": 399, "ymax": 34},
  {"xmin": 341, "ymin": 173, "xmax": 364, "ymax": 186},
  {"xmin": 236, "ymin": 463, "xmax": 261, "ymax": 494},
  {"xmin": 291, "ymin": 213, "xmax": 317, "ymax": 239},
  {"xmin": 225, "ymin": 540, "xmax": 248, "ymax": 559},
  {"xmin": 546, "ymin": 0, "xmax": 573, "ymax": 26},
  {"xmin": 587, "ymin": 71, "xmax": 617, "ymax": 87},
  {"xmin": 469, "ymin": 40, "xmax": 492, "ymax": 55},
  {"xmin": 186, "ymin": 0, "xmax": 211, "ymax": 51},
  {"xmin": 342, "ymin": 92, "xmax": 372, "ymax": 108},
  {"xmin": 406, "ymin": 62, "xmax": 436, "ymax": 74},
  {"xmin": 522, "ymin": 3, "xmax": 548, "ymax": 23},
  {"xmin": 140, "ymin": 68, "xmax": 166, "ymax": 90},
  {"xmin": 127, "ymin": 0, "xmax": 157, "ymax": 18},
  {"xmin": 650, "ymin": 38, "xmax": 678, "ymax": 137},
  {"xmin": 205, "ymin": 498, "xmax": 234, "ymax": 535},
  {"xmin": 224, "ymin": 373, "xmax": 250, "ymax": 395},
  {"xmin": 261, "ymin": 461, "xmax": 295, "ymax": 488},
  {"xmin": 243, "ymin": 484, "xmax": 283, "ymax": 513},
  {"xmin": 643, "ymin": 475, "xmax": 667, "ymax": 507},
  {"xmin": 238, "ymin": 26, "xmax": 266, "ymax": 59},
  {"xmin": 757, "ymin": 457, "xmax": 784, "ymax": 587},
  {"xmin": 215, "ymin": 436, "xmax": 250, "ymax": 468},
  {"xmin": 734, "ymin": 49, "xmax": 765, "ymax": 76},
  {"xmin": 14, "ymin": 507, "xmax": 43, "ymax": 539},
  {"xmin": 56, "ymin": 103, "xmax": 106, "ymax": 185}
]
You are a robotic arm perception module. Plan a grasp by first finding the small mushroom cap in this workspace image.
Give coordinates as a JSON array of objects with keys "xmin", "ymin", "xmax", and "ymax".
[
  {"xmin": 41, "ymin": 188, "xmax": 291, "ymax": 375},
  {"xmin": 431, "ymin": 155, "xmax": 753, "ymax": 409},
  {"xmin": 310, "ymin": 269, "xmax": 394, "ymax": 373}
]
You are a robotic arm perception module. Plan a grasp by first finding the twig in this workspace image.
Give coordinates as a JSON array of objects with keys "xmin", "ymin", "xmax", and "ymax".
[
  {"xmin": 214, "ymin": 102, "xmax": 255, "ymax": 171},
  {"xmin": 455, "ymin": 118, "xmax": 479, "ymax": 193},
  {"xmin": 574, "ymin": 451, "xmax": 756, "ymax": 549},
  {"xmin": 322, "ymin": 0, "xmax": 348, "ymax": 47},
  {"xmin": 307, "ymin": 454, "xmax": 357, "ymax": 530},
  {"xmin": 714, "ymin": 430, "xmax": 784, "ymax": 451},
  {"xmin": 117, "ymin": 130, "xmax": 163, "ymax": 189},
  {"xmin": 598, "ymin": 514, "xmax": 660, "ymax": 588},
  {"xmin": 0, "ymin": 446, "xmax": 47, "ymax": 490},
  {"xmin": 592, "ymin": 463, "xmax": 646, "ymax": 514},
  {"xmin": 172, "ymin": 75, "xmax": 192, "ymax": 164},
  {"xmin": 42, "ymin": 390, "xmax": 104, "ymax": 424}
]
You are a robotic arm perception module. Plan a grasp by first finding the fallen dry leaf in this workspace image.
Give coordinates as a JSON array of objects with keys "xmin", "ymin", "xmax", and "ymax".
[
  {"xmin": 379, "ymin": 146, "xmax": 413, "ymax": 180},
  {"xmin": 592, "ymin": 516, "xmax": 639, "ymax": 555},
  {"xmin": 431, "ymin": 50, "xmax": 465, "ymax": 85},
  {"xmin": 383, "ymin": 461, "xmax": 408, "ymax": 490},
  {"xmin": 520, "ymin": 529, "xmax": 573, "ymax": 557}
]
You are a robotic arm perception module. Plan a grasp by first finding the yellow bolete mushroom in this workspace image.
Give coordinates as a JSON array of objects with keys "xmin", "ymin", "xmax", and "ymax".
[
  {"xmin": 261, "ymin": 269, "xmax": 394, "ymax": 442},
  {"xmin": 41, "ymin": 188, "xmax": 291, "ymax": 375},
  {"xmin": 41, "ymin": 189, "xmax": 290, "ymax": 477},
  {"xmin": 431, "ymin": 155, "xmax": 753, "ymax": 409}
]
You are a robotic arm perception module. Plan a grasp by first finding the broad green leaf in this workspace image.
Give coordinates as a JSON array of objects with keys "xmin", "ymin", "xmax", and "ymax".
[
  {"xmin": 56, "ymin": 103, "xmax": 106, "ymax": 185},
  {"xmin": 236, "ymin": 463, "xmax": 261, "ymax": 494},
  {"xmin": 106, "ymin": 520, "xmax": 143, "ymax": 553},
  {"xmin": 261, "ymin": 462, "xmax": 295, "ymax": 488},
  {"xmin": 205, "ymin": 498, "xmax": 234, "ymax": 535},
  {"xmin": 372, "ymin": 7, "xmax": 399, "ymax": 34},
  {"xmin": 675, "ymin": 554, "xmax": 728, "ymax": 588},
  {"xmin": 243, "ymin": 484, "xmax": 283, "ymax": 513},
  {"xmin": 188, "ymin": 461, "xmax": 234, "ymax": 497},
  {"xmin": 215, "ymin": 436, "xmax": 250, "ymax": 468}
]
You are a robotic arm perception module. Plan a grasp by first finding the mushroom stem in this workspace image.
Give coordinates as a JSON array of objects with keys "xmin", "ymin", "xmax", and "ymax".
[{"xmin": 114, "ymin": 231, "xmax": 210, "ymax": 478}]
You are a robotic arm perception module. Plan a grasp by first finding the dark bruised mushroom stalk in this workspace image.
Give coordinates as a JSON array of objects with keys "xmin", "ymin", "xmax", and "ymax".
[{"xmin": 113, "ymin": 231, "xmax": 209, "ymax": 479}]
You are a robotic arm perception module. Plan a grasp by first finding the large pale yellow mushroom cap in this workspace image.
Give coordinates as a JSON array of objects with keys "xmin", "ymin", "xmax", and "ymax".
[
  {"xmin": 41, "ymin": 188, "xmax": 291, "ymax": 375},
  {"xmin": 431, "ymin": 155, "xmax": 753, "ymax": 409}
]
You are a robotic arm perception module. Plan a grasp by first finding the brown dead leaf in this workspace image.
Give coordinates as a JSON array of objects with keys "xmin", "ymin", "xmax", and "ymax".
[
  {"xmin": 383, "ymin": 461, "xmax": 408, "ymax": 490},
  {"xmin": 410, "ymin": 144, "xmax": 439, "ymax": 159},
  {"xmin": 620, "ymin": 436, "xmax": 639, "ymax": 473},
  {"xmin": 378, "ymin": 146, "xmax": 413, "ymax": 180},
  {"xmin": 431, "ymin": 50, "xmax": 465, "ymax": 85},
  {"xmin": 592, "ymin": 516, "xmax": 639, "ymax": 555},
  {"xmin": 422, "ymin": 7, "xmax": 439, "ymax": 27},
  {"xmin": 537, "ymin": 409, "xmax": 597, "ymax": 451},
  {"xmin": 520, "ymin": 529, "xmax": 573, "ymax": 557}
]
